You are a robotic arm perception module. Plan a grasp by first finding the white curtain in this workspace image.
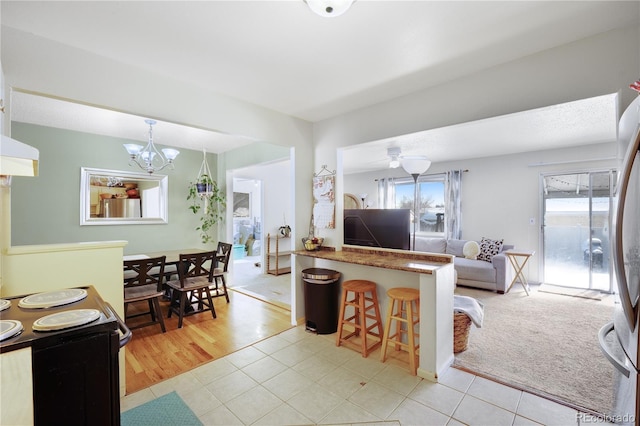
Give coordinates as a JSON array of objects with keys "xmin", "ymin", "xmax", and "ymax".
[
  {"xmin": 445, "ymin": 170, "xmax": 463, "ymax": 240},
  {"xmin": 377, "ymin": 178, "xmax": 396, "ymax": 209}
]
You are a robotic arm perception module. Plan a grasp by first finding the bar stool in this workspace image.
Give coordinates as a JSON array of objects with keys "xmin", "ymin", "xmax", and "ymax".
[
  {"xmin": 380, "ymin": 287, "xmax": 420, "ymax": 375},
  {"xmin": 335, "ymin": 279, "xmax": 383, "ymax": 357}
]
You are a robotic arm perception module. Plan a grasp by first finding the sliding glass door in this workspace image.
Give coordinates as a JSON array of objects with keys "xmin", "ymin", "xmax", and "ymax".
[{"xmin": 541, "ymin": 170, "xmax": 615, "ymax": 292}]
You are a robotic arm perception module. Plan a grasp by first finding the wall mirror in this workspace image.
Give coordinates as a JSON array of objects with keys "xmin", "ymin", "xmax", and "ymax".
[{"xmin": 80, "ymin": 167, "xmax": 169, "ymax": 225}]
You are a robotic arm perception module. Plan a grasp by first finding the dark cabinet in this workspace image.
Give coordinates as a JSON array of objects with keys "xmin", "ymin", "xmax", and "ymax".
[{"xmin": 33, "ymin": 329, "xmax": 121, "ymax": 425}]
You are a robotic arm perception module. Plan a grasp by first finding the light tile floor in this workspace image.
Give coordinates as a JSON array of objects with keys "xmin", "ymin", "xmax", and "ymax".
[{"xmin": 121, "ymin": 326, "xmax": 588, "ymax": 425}]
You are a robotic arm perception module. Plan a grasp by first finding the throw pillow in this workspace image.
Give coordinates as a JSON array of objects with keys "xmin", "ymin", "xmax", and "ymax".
[
  {"xmin": 478, "ymin": 237, "xmax": 504, "ymax": 262},
  {"xmin": 463, "ymin": 241, "xmax": 480, "ymax": 260}
]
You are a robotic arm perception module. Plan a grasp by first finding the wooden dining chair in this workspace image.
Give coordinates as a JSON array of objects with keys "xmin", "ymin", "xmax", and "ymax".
[
  {"xmin": 211, "ymin": 242, "xmax": 233, "ymax": 303},
  {"xmin": 166, "ymin": 251, "xmax": 217, "ymax": 328},
  {"xmin": 123, "ymin": 255, "xmax": 167, "ymax": 333}
]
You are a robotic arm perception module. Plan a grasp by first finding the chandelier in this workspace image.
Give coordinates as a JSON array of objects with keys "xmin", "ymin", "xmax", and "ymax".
[
  {"xmin": 305, "ymin": 0, "xmax": 355, "ymax": 17},
  {"xmin": 123, "ymin": 119, "xmax": 179, "ymax": 174}
]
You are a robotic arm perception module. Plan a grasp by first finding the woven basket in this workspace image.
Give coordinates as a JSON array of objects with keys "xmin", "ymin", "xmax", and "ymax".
[{"xmin": 453, "ymin": 312, "xmax": 472, "ymax": 353}]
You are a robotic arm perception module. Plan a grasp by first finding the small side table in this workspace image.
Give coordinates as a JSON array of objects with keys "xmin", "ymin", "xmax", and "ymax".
[{"xmin": 504, "ymin": 249, "xmax": 535, "ymax": 296}]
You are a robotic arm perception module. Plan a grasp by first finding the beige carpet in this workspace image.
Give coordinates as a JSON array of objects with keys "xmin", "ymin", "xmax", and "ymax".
[{"xmin": 454, "ymin": 285, "xmax": 615, "ymax": 415}]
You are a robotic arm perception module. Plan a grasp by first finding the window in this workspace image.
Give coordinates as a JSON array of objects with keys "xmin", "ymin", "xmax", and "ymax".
[{"xmin": 394, "ymin": 175, "xmax": 446, "ymax": 235}]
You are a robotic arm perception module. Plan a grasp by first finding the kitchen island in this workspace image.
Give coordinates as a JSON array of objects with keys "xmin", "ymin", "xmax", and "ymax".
[{"xmin": 292, "ymin": 245, "xmax": 455, "ymax": 381}]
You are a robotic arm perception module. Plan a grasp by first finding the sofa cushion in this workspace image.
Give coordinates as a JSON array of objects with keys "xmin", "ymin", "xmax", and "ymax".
[
  {"xmin": 415, "ymin": 237, "xmax": 447, "ymax": 253},
  {"xmin": 478, "ymin": 237, "xmax": 504, "ymax": 262},
  {"xmin": 454, "ymin": 257, "xmax": 496, "ymax": 282},
  {"xmin": 446, "ymin": 239, "xmax": 467, "ymax": 257}
]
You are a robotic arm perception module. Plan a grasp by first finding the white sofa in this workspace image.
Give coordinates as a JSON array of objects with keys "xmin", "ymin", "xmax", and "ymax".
[{"xmin": 415, "ymin": 237, "xmax": 514, "ymax": 293}]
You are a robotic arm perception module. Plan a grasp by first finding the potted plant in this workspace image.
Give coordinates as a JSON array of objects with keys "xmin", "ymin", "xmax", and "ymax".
[
  {"xmin": 195, "ymin": 174, "xmax": 212, "ymax": 195},
  {"xmin": 278, "ymin": 213, "xmax": 291, "ymax": 238},
  {"xmin": 278, "ymin": 225, "xmax": 291, "ymax": 238},
  {"xmin": 187, "ymin": 174, "xmax": 226, "ymax": 244}
]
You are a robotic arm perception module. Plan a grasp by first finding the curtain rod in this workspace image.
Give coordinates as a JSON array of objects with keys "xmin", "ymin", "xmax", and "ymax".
[{"xmin": 374, "ymin": 169, "xmax": 469, "ymax": 181}]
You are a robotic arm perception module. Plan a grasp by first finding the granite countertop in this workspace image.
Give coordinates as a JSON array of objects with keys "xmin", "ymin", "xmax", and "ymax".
[{"xmin": 294, "ymin": 245, "xmax": 453, "ymax": 274}]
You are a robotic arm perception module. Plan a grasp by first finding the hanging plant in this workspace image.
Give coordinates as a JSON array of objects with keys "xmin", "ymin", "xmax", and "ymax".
[
  {"xmin": 187, "ymin": 150, "xmax": 226, "ymax": 244},
  {"xmin": 278, "ymin": 213, "xmax": 291, "ymax": 237}
]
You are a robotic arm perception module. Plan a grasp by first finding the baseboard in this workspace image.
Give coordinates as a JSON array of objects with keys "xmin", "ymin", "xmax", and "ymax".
[{"xmin": 417, "ymin": 353, "xmax": 454, "ymax": 383}]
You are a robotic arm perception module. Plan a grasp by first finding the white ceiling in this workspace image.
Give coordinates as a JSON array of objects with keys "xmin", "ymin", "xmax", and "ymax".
[{"xmin": 2, "ymin": 1, "xmax": 636, "ymax": 172}]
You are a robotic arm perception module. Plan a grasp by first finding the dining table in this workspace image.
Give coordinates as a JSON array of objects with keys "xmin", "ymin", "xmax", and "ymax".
[{"xmin": 123, "ymin": 248, "xmax": 210, "ymax": 267}]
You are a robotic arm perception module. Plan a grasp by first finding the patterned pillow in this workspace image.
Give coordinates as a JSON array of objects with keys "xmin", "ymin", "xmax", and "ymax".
[{"xmin": 478, "ymin": 237, "xmax": 504, "ymax": 262}]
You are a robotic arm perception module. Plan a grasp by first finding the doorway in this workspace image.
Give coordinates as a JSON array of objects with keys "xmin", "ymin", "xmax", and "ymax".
[
  {"xmin": 541, "ymin": 170, "xmax": 616, "ymax": 292},
  {"xmin": 226, "ymin": 158, "xmax": 293, "ymax": 310}
]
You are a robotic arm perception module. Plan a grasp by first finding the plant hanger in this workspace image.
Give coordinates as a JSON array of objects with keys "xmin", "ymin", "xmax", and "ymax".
[{"xmin": 187, "ymin": 147, "xmax": 226, "ymax": 245}]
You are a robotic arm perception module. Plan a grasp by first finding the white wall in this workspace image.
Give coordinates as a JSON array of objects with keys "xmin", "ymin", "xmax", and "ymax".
[{"xmin": 343, "ymin": 170, "xmax": 385, "ymax": 210}]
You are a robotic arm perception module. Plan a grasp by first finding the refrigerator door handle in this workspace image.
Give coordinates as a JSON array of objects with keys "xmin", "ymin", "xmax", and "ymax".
[
  {"xmin": 612, "ymin": 128, "xmax": 640, "ymax": 330},
  {"xmin": 598, "ymin": 321, "xmax": 631, "ymax": 378}
]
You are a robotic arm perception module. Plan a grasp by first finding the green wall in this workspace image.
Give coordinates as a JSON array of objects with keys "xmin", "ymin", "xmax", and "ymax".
[{"xmin": 10, "ymin": 122, "xmax": 218, "ymax": 254}]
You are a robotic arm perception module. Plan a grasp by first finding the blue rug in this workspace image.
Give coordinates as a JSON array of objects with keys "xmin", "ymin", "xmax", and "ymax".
[{"xmin": 121, "ymin": 391, "xmax": 202, "ymax": 426}]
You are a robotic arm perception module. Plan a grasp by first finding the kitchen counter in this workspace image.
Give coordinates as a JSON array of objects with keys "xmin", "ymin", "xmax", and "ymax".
[
  {"xmin": 294, "ymin": 245, "xmax": 453, "ymax": 274},
  {"xmin": 292, "ymin": 244, "xmax": 456, "ymax": 382}
]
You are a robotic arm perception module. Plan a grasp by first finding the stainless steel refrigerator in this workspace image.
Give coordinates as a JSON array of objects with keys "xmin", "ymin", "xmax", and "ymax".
[
  {"xmin": 599, "ymin": 94, "xmax": 640, "ymax": 425},
  {"xmin": 100, "ymin": 197, "xmax": 141, "ymax": 218}
]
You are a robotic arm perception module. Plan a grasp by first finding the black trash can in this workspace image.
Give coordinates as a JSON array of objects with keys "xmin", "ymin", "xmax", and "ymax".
[{"xmin": 302, "ymin": 268, "xmax": 341, "ymax": 334}]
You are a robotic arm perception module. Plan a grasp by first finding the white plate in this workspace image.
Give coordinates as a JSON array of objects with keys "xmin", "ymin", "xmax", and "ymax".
[
  {"xmin": 32, "ymin": 309, "xmax": 101, "ymax": 332},
  {"xmin": 18, "ymin": 288, "xmax": 87, "ymax": 309},
  {"xmin": 0, "ymin": 320, "xmax": 23, "ymax": 341},
  {"xmin": 0, "ymin": 299, "xmax": 11, "ymax": 312}
]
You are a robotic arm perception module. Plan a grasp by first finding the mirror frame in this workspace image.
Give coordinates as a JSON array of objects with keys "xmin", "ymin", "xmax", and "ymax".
[{"xmin": 80, "ymin": 167, "xmax": 169, "ymax": 225}]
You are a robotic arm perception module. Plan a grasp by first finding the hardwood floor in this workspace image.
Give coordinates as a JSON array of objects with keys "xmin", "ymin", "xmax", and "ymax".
[{"xmin": 123, "ymin": 289, "xmax": 293, "ymax": 394}]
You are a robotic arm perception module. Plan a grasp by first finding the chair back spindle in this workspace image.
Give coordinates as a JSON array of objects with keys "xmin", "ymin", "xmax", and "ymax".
[
  {"xmin": 124, "ymin": 256, "xmax": 166, "ymax": 292},
  {"xmin": 177, "ymin": 251, "xmax": 216, "ymax": 288}
]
